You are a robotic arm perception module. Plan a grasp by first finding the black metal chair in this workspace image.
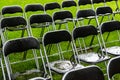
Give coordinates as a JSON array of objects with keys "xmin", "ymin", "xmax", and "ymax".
[
  {"xmin": 42, "ymin": 30, "xmax": 84, "ymax": 75},
  {"xmin": 29, "ymin": 14, "xmax": 53, "ymax": 40},
  {"xmin": 1, "ymin": 5, "xmax": 24, "ymax": 18},
  {"xmin": 100, "ymin": 20, "xmax": 120, "ymax": 56},
  {"xmin": 107, "ymin": 56, "xmax": 120, "ymax": 80},
  {"xmin": 72, "ymin": 25, "xmax": 110, "ymax": 64},
  {"xmin": 2, "ymin": 37, "xmax": 50, "ymax": 80},
  {"xmin": 62, "ymin": 65, "xmax": 105, "ymax": 80}
]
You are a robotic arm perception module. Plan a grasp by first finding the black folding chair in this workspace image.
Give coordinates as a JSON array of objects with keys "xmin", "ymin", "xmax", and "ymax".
[
  {"xmin": 96, "ymin": 6, "xmax": 114, "ymax": 24},
  {"xmin": 42, "ymin": 30, "xmax": 84, "ymax": 76},
  {"xmin": 77, "ymin": 0, "xmax": 99, "ymax": 27},
  {"xmin": 61, "ymin": 0, "xmax": 77, "ymax": 17},
  {"xmin": 52, "ymin": 10, "xmax": 75, "ymax": 30},
  {"xmin": 0, "ymin": 17, "xmax": 29, "ymax": 43},
  {"xmin": 107, "ymin": 56, "xmax": 120, "ymax": 80},
  {"xmin": 29, "ymin": 14, "xmax": 53, "ymax": 40},
  {"xmin": 2, "ymin": 37, "xmax": 50, "ymax": 80},
  {"xmin": 1, "ymin": 5, "xmax": 24, "ymax": 18},
  {"xmin": 76, "ymin": 9, "xmax": 98, "ymax": 26},
  {"xmin": 24, "ymin": 4, "xmax": 44, "ymax": 19},
  {"xmin": 44, "ymin": 2, "xmax": 61, "ymax": 15},
  {"xmin": 91, "ymin": 0, "xmax": 114, "ymax": 25},
  {"xmin": 62, "ymin": 65, "xmax": 105, "ymax": 80},
  {"xmin": 105, "ymin": 0, "xmax": 120, "ymax": 15},
  {"xmin": 72, "ymin": 25, "xmax": 109, "ymax": 65},
  {"xmin": 100, "ymin": 20, "xmax": 120, "ymax": 56}
]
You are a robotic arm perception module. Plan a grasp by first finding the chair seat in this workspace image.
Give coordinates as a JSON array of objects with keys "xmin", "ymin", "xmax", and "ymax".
[
  {"xmin": 29, "ymin": 77, "xmax": 51, "ymax": 80},
  {"xmin": 77, "ymin": 52, "xmax": 110, "ymax": 64},
  {"xmin": 102, "ymin": 46, "xmax": 120, "ymax": 56},
  {"xmin": 55, "ymin": 20, "xmax": 67, "ymax": 24},
  {"xmin": 49, "ymin": 60, "xmax": 84, "ymax": 74}
]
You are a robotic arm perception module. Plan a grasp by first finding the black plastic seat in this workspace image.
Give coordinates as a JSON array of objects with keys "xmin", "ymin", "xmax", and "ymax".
[
  {"xmin": 42, "ymin": 30, "xmax": 84, "ymax": 75},
  {"xmin": 72, "ymin": 25, "xmax": 110, "ymax": 64},
  {"xmin": 100, "ymin": 20, "xmax": 120, "ymax": 56},
  {"xmin": 2, "ymin": 37, "xmax": 51, "ymax": 80},
  {"xmin": 2, "ymin": 5, "xmax": 23, "ymax": 17},
  {"xmin": 62, "ymin": 65, "xmax": 105, "ymax": 80},
  {"xmin": 107, "ymin": 56, "xmax": 120, "ymax": 80}
]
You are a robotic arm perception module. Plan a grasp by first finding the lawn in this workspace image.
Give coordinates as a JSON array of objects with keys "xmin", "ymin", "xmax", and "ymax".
[{"xmin": 0, "ymin": 0, "xmax": 120, "ymax": 80}]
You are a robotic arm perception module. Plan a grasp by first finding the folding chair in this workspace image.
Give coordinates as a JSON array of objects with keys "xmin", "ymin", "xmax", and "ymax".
[
  {"xmin": 107, "ymin": 56, "xmax": 120, "ymax": 80},
  {"xmin": 44, "ymin": 2, "xmax": 61, "ymax": 15},
  {"xmin": 91, "ymin": 0, "xmax": 114, "ymax": 25},
  {"xmin": 42, "ymin": 30, "xmax": 84, "ymax": 75},
  {"xmin": 96, "ymin": 6, "xmax": 114, "ymax": 24},
  {"xmin": 52, "ymin": 10, "xmax": 75, "ymax": 31},
  {"xmin": 61, "ymin": 0, "xmax": 77, "ymax": 17},
  {"xmin": 76, "ymin": 9, "xmax": 98, "ymax": 26},
  {"xmin": 62, "ymin": 65, "xmax": 105, "ymax": 80},
  {"xmin": 72, "ymin": 25, "xmax": 109, "ymax": 65},
  {"xmin": 1, "ymin": 5, "xmax": 24, "ymax": 18},
  {"xmin": 0, "ymin": 57, "xmax": 6, "ymax": 80},
  {"xmin": 2, "ymin": 37, "xmax": 51, "ymax": 80},
  {"xmin": 29, "ymin": 14, "xmax": 53, "ymax": 40},
  {"xmin": 24, "ymin": 4, "xmax": 44, "ymax": 20},
  {"xmin": 77, "ymin": 0, "xmax": 99, "ymax": 27},
  {"xmin": 0, "ymin": 16, "xmax": 29, "ymax": 43},
  {"xmin": 99, "ymin": 20, "xmax": 120, "ymax": 56},
  {"xmin": 105, "ymin": 0, "xmax": 120, "ymax": 15}
]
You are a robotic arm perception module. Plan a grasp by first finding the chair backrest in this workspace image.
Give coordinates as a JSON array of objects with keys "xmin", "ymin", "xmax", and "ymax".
[
  {"xmin": 62, "ymin": 66, "xmax": 105, "ymax": 80},
  {"xmin": 62, "ymin": 0, "xmax": 77, "ymax": 8},
  {"xmin": 73, "ymin": 25, "xmax": 98, "ymax": 40},
  {"xmin": 44, "ymin": 2, "xmax": 61, "ymax": 11},
  {"xmin": 2, "ymin": 6, "xmax": 23, "ymax": 17},
  {"xmin": 107, "ymin": 56, "xmax": 120, "ymax": 79},
  {"xmin": 96, "ymin": 6, "xmax": 113, "ymax": 15},
  {"xmin": 3, "ymin": 37, "xmax": 40, "ymax": 56},
  {"xmin": 78, "ymin": 0, "xmax": 91, "ymax": 6},
  {"xmin": 76, "ymin": 9, "xmax": 96, "ymax": 19},
  {"xmin": 43, "ymin": 30, "xmax": 71, "ymax": 46},
  {"xmin": 25, "ymin": 4, "xmax": 44, "ymax": 12},
  {"xmin": 92, "ymin": 0, "xmax": 105, "ymax": 4},
  {"xmin": 30, "ymin": 14, "xmax": 52, "ymax": 25},
  {"xmin": 1, "ymin": 17, "xmax": 27, "ymax": 29},
  {"xmin": 100, "ymin": 20, "xmax": 120, "ymax": 34},
  {"xmin": 53, "ymin": 10, "xmax": 73, "ymax": 21}
]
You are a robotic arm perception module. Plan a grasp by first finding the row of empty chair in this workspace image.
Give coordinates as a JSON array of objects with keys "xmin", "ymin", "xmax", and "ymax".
[
  {"xmin": 0, "ymin": 0, "xmax": 120, "ymax": 80},
  {"xmin": 1, "ymin": 19, "xmax": 120, "ymax": 79}
]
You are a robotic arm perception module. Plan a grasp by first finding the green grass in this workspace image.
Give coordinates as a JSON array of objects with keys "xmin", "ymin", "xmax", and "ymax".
[{"xmin": 0, "ymin": 0, "xmax": 120, "ymax": 80}]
